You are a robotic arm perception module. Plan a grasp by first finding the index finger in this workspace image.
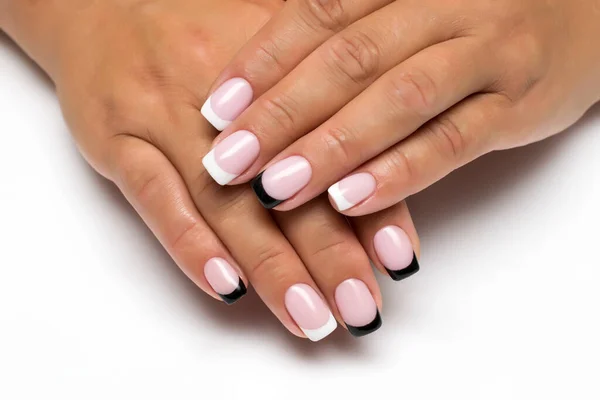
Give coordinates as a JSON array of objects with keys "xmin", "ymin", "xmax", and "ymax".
[{"xmin": 201, "ymin": 0, "xmax": 391, "ymax": 131}]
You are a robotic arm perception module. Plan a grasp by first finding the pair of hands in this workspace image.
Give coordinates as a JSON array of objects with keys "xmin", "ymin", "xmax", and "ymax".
[
  {"xmin": 1, "ymin": 0, "xmax": 419, "ymax": 341},
  {"xmin": 2, "ymin": 0, "xmax": 599, "ymax": 341}
]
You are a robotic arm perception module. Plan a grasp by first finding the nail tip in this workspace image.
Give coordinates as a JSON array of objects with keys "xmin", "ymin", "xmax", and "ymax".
[
  {"xmin": 201, "ymin": 98, "xmax": 231, "ymax": 131},
  {"xmin": 301, "ymin": 312, "xmax": 338, "ymax": 342},
  {"xmin": 346, "ymin": 311, "xmax": 383, "ymax": 337},
  {"xmin": 327, "ymin": 183, "xmax": 354, "ymax": 212},
  {"xmin": 202, "ymin": 150, "xmax": 237, "ymax": 186},
  {"xmin": 386, "ymin": 253, "xmax": 420, "ymax": 282},
  {"xmin": 218, "ymin": 281, "xmax": 248, "ymax": 305},
  {"xmin": 251, "ymin": 172, "xmax": 283, "ymax": 209}
]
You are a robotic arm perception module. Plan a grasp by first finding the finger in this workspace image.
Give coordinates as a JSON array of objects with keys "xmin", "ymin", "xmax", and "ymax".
[
  {"xmin": 251, "ymin": 37, "xmax": 500, "ymax": 210},
  {"xmin": 153, "ymin": 109, "xmax": 337, "ymax": 341},
  {"xmin": 336, "ymin": 93, "xmax": 512, "ymax": 215},
  {"xmin": 107, "ymin": 134, "xmax": 248, "ymax": 304},
  {"xmin": 351, "ymin": 201, "xmax": 421, "ymax": 281},
  {"xmin": 202, "ymin": 1, "xmax": 456, "ymax": 185},
  {"xmin": 201, "ymin": 0, "xmax": 392, "ymax": 130},
  {"xmin": 274, "ymin": 196, "xmax": 383, "ymax": 337}
]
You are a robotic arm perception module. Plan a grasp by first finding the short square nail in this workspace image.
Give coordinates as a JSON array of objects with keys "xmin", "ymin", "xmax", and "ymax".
[
  {"xmin": 204, "ymin": 258, "xmax": 247, "ymax": 304},
  {"xmin": 203, "ymin": 130, "xmax": 260, "ymax": 185},
  {"xmin": 201, "ymin": 78, "xmax": 253, "ymax": 131},
  {"xmin": 251, "ymin": 156, "xmax": 312, "ymax": 209},
  {"xmin": 335, "ymin": 279, "xmax": 382, "ymax": 337},
  {"xmin": 328, "ymin": 173, "xmax": 377, "ymax": 211},
  {"xmin": 373, "ymin": 226, "xmax": 420, "ymax": 281},
  {"xmin": 285, "ymin": 283, "xmax": 337, "ymax": 342}
]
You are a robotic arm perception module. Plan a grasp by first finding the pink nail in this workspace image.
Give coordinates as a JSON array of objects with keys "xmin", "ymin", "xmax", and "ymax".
[
  {"xmin": 328, "ymin": 173, "xmax": 376, "ymax": 211},
  {"xmin": 203, "ymin": 130, "xmax": 260, "ymax": 185},
  {"xmin": 335, "ymin": 279, "xmax": 381, "ymax": 336},
  {"xmin": 285, "ymin": 283, "xmax": 337, "ymax": 341},
  {"xmin": 260, "ymin": 156, "xmax": 312, "ymax": 201},
  {"xmin": 204, "ymin": 258, "xmax": 247, "ymax": 304},
  {"xmin": 201, "ymin": 78, "xmax": 253, "ymax": 131},
  {"xmin": 374, "ymin": 226, "xmax": 419, "ymax": 281}
]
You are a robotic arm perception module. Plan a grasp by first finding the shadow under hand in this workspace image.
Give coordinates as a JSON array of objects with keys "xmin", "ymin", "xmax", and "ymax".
[{"xmin": 408, "ymin": 103, "xmax": 600, "ymax": 243}]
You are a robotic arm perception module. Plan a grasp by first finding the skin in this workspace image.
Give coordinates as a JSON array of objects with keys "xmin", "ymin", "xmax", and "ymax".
[
  {"xmin": 207, "ymin": 0, "xmax": 600, "ymax": 215},
  {"xmin": 0, "ymin": 0, "xmax": 420, "ymax": 339}
]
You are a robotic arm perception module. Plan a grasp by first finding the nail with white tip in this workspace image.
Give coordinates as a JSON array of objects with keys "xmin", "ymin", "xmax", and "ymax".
[
  {"xmin": 201, "ymin": 78, "xmax": 253, "ymax": 131},
  {"xmin": 285, "ymin": 284, "xmax": 337, "ymax": 342},
  {"xmin": 328, "ymin": 173, "xmax": 376, "ymax": 211},
  {"xmin": 202, "ymin": 130, "xmax": 260, "ymax": 185}
]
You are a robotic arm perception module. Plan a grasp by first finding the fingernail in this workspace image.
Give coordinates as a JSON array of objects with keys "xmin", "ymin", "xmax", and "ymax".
[
  {"xmin": 285, "ymin": 283, "xmax": 337, "ymax": 342},
  {"xmin": 328, "ymin": 173, "xmax": 377, "ymax": 211},
  {"xmin": 251, "ymin": 156, "xmax": 312, "ymax": 209},
  {"xmin": 201, "ymin": 78, "xmax": 253, "ymax": 131},
  {"xmin": 203, "ymin": 130, "xmax": 260, "ymax": 185},
  {"xmin": 204, "ymin": 257, "xmax": 247, "ymax": 304},
  {"xmin": 335, "ymin": 279, "xmax": 382, "ymax": 337},
  {"xmin": 374, "ymin": 226, "xmax": 420, "ymax": 281}
]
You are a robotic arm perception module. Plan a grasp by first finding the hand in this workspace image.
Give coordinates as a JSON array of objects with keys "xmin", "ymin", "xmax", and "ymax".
[
  {"xmin": 1, "ymin": 0, "xmax": 422, "ymax": 340},
  {"xmin": 201, "ymin": 0, "xmax": 600, "ymax": 215}
]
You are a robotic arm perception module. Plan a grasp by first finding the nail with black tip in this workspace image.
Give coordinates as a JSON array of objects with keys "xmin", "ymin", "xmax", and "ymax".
[
  {"xmin": 251, "ymin": 156, "xmax": 312, "ymax": 209},
  {"xmin": 374, "ymin": 225, "xmax": 420, "ymax": 282},
  {"xmin": 335, "ymin": 279, "xmax": 382, "ymax": 337},
  {"xmin": 204, "ymin": 258, "xmax": 247, "ymax": 305}
]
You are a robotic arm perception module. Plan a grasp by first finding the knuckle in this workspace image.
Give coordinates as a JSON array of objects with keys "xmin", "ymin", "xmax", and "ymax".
[
  {"xmin": 300, "ymin": 0, "xmax": 347, "ymax": 32},
  {"xmin": 246, "ymin": 245, "xmax": 288, "ymax": 279},
  {"xmin": 190, "ymin": 168, "xmax": 248, "ymax": 213},
  {"xmin": 321, "ymin": 126, "xmax": 359, "ymax": 165},
  {"xmin": 323, "ymin": 31, "xmax": 381, "ymax": 84},
  {"xmin": 190, "ymin": 167, "xmax": 221, "ymax": 200},
  {"xmin": 252, "ymin": 38, "xmax": 287, "ymax": 74},
  {"xmin": 259, "ymin": 92, "xmax": 299, "ymax": 132},
  {"xmin": 385, "ymin": 146, "xmax": 417, "ymax": 185},
  {"xmin": 387, "ymin": 69, "xmax": 439, "ymax": 115},
  {"xmin": 168, "ymin": 220, "xmax": 201, "ymax": 254},
  {"xmin": 424, "ymin": 116, "xmax": 467, "ymax": 161},
  {"xmin": 111, "ymin": 143, "xmax": 166, "ymax": 207},
  {"xmin": 310, "ymin": 238, "xmax": 352, "ymax": 260},
  {"xmin": 210, "ymin": 189, "xmax": 252, "ymax": 216}
]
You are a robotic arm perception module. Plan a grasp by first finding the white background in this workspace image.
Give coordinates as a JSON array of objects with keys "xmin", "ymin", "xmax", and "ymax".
[{"xmin": 1, "ymin": 33, "xmax": 599, "ymax": 399}]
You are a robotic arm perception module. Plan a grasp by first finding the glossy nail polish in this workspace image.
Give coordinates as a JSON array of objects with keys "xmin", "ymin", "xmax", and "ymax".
[
  {"xmin": 285, "ymin": 283, "xmax": 337, "ymax": 341},
  {"xmin": 328, "ymin": 173, "xmax": 377, "ymax": 211},
  {"xmin": 251, "ymin": 156, "xmax": 312, "ymax": 209},
  {"xmin": 335, "ymin": 279, "xmax": 382, "ymax": 337},
  {"xmin": 374, "ymin": 226, "xmax": 420, "ymax": 281},
  {"xmin": 203, "ymin": 130, "xmax": 260, "ymax": 185},
  {"xmin": 201, "ymin": 78, "xmax": 253, "ymax": 131},
  {"xmin": 204, "ymin": 258, "xmax": 247, "ymax": 304}
]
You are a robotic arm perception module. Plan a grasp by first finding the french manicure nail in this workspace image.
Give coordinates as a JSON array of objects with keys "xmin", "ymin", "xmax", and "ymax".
[
  {"xmin": 251, "ymin": 156, "xmax": 312, "ymax": 209},
  {"xmin": 204, "ymin": 258, "xmax": 247, "ymax": 304},
  {"xmin": 203, "ymin": 130, "xmax": 260, "ymax": 185},
  {"xmin": 328, "ymin": 173, "xmax": 377, "ymax": 211},
  {"xmin": 374, "ymin": 226, "xmax": 420, "ymax": 281},
  {"xmin": 285, "ymin": 283, "xmax": 337, "ymax": 342},
  {"xmin": 201, "ymin": 78, "xmax": 253, "ymax": 131},
  {"xmin": 335, "ymin": 279, "xmax": 382, "ymax": 337}
]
